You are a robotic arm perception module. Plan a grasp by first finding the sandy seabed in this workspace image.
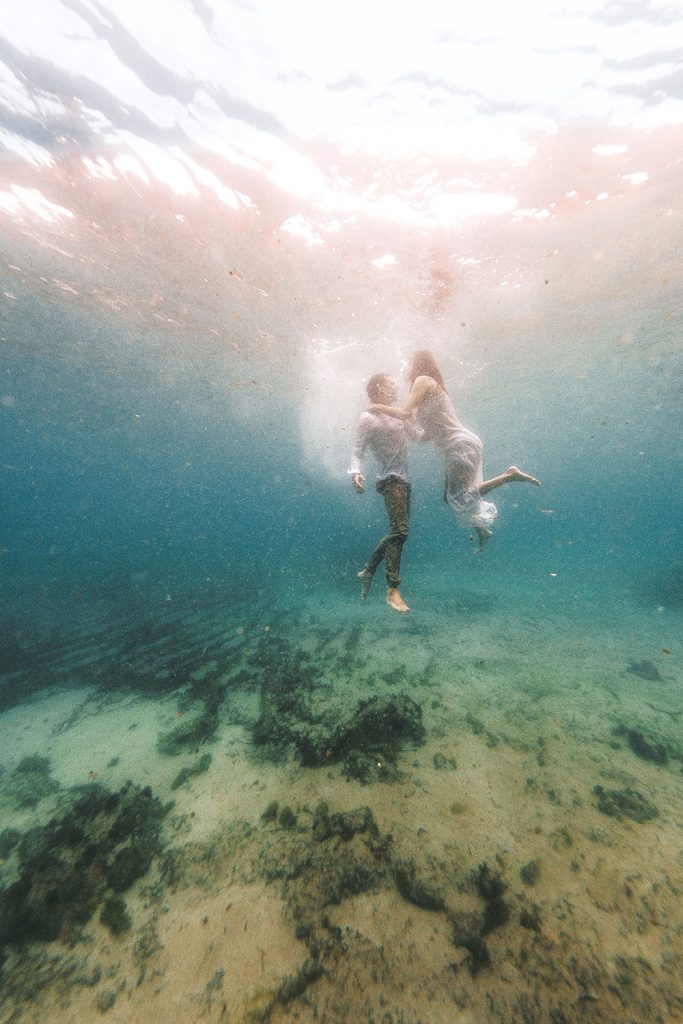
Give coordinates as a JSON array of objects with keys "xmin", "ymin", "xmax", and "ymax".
[{"xmin": 0, "ymin": 573, "xmax": 681, "ymax": 1024}]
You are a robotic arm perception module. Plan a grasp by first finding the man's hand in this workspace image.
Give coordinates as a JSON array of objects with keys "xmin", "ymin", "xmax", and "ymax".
[{"xmin": 352, "ymin": 473, "xmax": 365, "ymax": 493}]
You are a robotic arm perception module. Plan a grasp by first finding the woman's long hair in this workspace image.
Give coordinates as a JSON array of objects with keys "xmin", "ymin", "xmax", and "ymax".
[{"xmin": 408, "ymin": 350, "xmax": 446, "ymax": 391}]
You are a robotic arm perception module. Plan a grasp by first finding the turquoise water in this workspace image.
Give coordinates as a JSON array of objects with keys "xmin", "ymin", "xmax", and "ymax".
[{"xmin": 2, "ymin": 287, "xmax": 679, "ymax": 623}]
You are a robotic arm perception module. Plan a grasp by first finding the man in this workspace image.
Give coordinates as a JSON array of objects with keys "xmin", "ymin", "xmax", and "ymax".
[{"xmin": 349, "ymin": 373, "xmax": 423, "ymax": 613}]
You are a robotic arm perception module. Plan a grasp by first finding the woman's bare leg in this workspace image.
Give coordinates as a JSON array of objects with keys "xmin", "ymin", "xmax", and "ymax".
[
  {"xmin": 479, "ymin": 466, "xmax": 540, "ymax": 495},
  {"xmin": 474, "ymin": 526, "xmax": 493, "ymax": 553}
]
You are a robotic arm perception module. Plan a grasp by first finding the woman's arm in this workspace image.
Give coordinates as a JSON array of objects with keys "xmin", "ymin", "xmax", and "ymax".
[
  {"xmin": 404, "ymin": 415, "xmax": 426, "ymax": 442},
  {"xmin": 368, "ymin": 375, "xmax": 438, "ymax": 418}
]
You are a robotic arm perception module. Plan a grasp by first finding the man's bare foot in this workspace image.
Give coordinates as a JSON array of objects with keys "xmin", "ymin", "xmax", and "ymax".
[
  {"xmin": 474, "ymin": 526, "xmax": 493, "ymax": 553},
  {"xmin": 387, "ymin": 587, "xmax": 410, "ymax": 612},
  {"xmin": 506, "ymin": 466, "xmax": 541, "ymax": 486},
  {"xmin": 357, "ymin": 568, "xmax": 373, "ymax": 600}
]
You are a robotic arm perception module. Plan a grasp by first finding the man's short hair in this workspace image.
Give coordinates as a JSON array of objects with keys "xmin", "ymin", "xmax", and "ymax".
[{"xmin": 366, "ymin": 373, "xmax": 391, "ymax": 402}]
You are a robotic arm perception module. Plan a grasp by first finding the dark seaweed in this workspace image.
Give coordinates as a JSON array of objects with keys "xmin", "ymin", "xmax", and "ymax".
[
  {"xmin": 626, "ymin": 660, "xmax": 663, "ymax": 682},
  {"xmin": 0, "ymin": 781, "xmax": 168, "ymax": 954},
  {"xmin": 3, "ymin": 756, "xmax": 61, "ymax": 810},
  {"xmin": 170, "ymin": 752, "xmax": 213, "ymax": 789},
  {"xmin": 593, "ymin": 785, "xmax": 658, "ymax": 823}
]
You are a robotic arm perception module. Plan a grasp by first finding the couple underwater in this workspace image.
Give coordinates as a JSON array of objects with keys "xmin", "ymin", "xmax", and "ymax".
[{"xmin": 349, "ymin": 349, "xmax": 540, "ymax": 612}]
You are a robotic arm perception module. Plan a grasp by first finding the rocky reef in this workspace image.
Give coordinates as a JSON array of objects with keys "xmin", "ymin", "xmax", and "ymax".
[
  {"xmin": 250, "ymin": 634, "xmax": 425, "ymax": 781},
  {"xmin": 0, "ymin": 781, "xmax": 169, "ymax": 960},
  {"xmin": 253, "ymin": 799, "xmax": 515, "ymax": 1006}
]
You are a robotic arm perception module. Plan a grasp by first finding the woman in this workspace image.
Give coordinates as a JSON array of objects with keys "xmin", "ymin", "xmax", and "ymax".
[{"xmin": 368, "ymin": 350, "xmax": 540, "ymax": 550}]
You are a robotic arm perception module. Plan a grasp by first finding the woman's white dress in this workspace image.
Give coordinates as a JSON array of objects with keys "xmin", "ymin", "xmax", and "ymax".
[{"xmin": 416, "ymin": 389, "xmax": 498, "ymax": 530}]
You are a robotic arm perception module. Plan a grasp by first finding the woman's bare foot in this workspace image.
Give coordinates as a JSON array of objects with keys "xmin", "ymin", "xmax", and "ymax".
[
  {"xmin": 357, "ymin": 568, "xmax": 373, "ymax": 600},
  {"xmin": 506, "ymin": 466, "xmax": 541, "ymax": 486},
  {"xmin": 387, "ymin": 587, "xmax": 410, "ymax": 612},
  {"xmin": 474, "ymin": 526, "xmax": 493, "ymax": 553}
]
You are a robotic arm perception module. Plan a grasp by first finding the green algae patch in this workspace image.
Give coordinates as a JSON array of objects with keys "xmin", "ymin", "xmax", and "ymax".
[
  {"xmin": 0, "ymin": 781, "xmax": 169, "ymax": 952},
  {"xmin": 247, "ymin": 634, "xmax": 425, "ymax": 781},
  {"xmin": 2, "ymin": 755, "xmax": 61, "ymax": 810},
  {"xmin": 593, "ymin": 785, "xmax": 658, "ymax": 823},
  {"xmin": 157, "ymin": 709, "xmax": 219, "ymax": 756},
  {"xmin": 99, "ymin": 895, "xmax": 132, "ymax": 936},
  {"xmin": 171, "ymin": 752, "xmax": 212, "ymax": 790}
]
